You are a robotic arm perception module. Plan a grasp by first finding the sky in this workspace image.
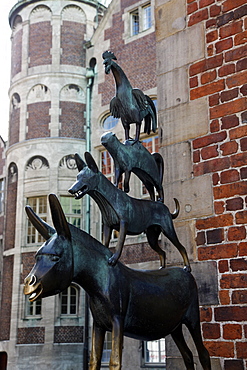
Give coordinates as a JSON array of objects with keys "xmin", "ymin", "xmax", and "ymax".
[{"xmin": 0, "ymin": 1, "xmax": 17, "ymax": 141}]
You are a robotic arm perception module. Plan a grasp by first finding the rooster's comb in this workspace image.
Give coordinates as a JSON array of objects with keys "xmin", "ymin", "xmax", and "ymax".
[{"xmin": 102, "ymin": 50, "xmax": 117, "ymax": 60}]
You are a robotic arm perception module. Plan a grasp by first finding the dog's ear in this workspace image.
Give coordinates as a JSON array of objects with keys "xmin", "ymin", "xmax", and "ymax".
[
  {"xmin": 85, "ymin": 152, "xmax": 99, "ymax": 173},
  {"xmin": 75, "ymin": 153, "xmax": 87, "ymax": 172}
]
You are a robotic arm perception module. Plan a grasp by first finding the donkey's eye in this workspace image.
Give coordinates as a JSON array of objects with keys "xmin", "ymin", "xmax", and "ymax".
[{"xmin": 51, "ymin": 255, "xmax": 60, "ymax": 262}]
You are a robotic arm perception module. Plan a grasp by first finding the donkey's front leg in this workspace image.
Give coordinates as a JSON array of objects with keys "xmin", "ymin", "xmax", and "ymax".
[
  {"xmin": 89, "ymin": 322, "xmax": 105, "ymax": 370},
  {"xmin": 108, "ymin": 220, "xmax": 128, "ymax": 266},
  {"xmin": 110, "ymin": 316, "xmax": 124, "ymax": 369}
]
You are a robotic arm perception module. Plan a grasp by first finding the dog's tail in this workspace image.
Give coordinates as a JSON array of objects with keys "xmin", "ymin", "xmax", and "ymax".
[{"xmin": 171, "ymin": 198, "xmax": 180, "ymax": 219}]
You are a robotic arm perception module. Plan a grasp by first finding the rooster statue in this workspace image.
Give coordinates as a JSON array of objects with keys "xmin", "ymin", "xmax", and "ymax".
[{"xmin": 102, "ymin": 51, "xmax": 157, "ymax": 142}]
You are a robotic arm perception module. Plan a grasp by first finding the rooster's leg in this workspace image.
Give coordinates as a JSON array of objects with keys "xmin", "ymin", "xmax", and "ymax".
[
  {"xmin": 135, "ymin": 124, "xmax": 141, "ymax": 142},
  {"xmin": 124, "ymin": 126, "xmax": 130, "ymax": 141}
]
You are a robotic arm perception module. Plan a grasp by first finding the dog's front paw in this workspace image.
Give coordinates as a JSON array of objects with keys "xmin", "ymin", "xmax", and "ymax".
[
  {"xmin": 108, "ymin": 255, "xmax": 117, "ymax": 266},
  {"xmin": 183, "ymin": 265, "xmax": 191, "ymax": 273}
]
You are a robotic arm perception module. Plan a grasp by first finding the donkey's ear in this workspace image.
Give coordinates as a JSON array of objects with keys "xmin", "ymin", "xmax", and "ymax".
[
  {"xmin": 75, "ymin": 153, "xmax": 86, "ymax": 172},
  {"xmin": 48, "ymin": 194, "xmax": 71, "ymax": 241},
  {"xmin": 85, "ymin": 152, "xmax": 99, "ymax": 173},
  {"xmin": 25, "ymin": 205, "xmax": 55, "ymax": 240}
]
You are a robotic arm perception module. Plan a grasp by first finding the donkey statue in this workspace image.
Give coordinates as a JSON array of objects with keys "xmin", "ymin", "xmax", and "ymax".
[
  {"xmin": 68, "ymin": 152, "xmax": 190, "ymax": 272},
  {"xmin": 101, "ymin": 131, "xmax": 164, "ymax": 202},
  {"xmin": 23, "ymin": 194, "xmax": 211, "ymax": 370}
]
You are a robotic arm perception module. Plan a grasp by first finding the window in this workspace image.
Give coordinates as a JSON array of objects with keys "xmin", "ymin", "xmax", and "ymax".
[
  {"xmin": 0, "ymin": 179, "xmax": 4, "ymax": 214},
  {"xmin": 102, "ymin": 332, "xmax": 112, "ymax": 364},
  {"xmin": 101, "ymin": 150, "xmax": 114, "ymax": 183},
  {"xmin": 25, "ymin": 296, "xmax": 42, "ymax": 317},
  {"xmin": 143, "ymin": 4, "xmax": 151, "ymax": 30},
  {"xmin": 27, "ymin": 196, "xmax": 47, "ymax": 244},
  {"xmin": 102, "ymin": 115, "xmax": 119, "ymax": 130},
  {"xmin": 130, "ymin": 9, "xmax": 139, "ymax": 35},
  {"xmin": 130, "ymin": 3, "xmax": 151, "ymax": 36},
  {"xmin": 60, "ymin": 286, "xmax": 79, "ymax": 316},
  {"xmin": 143, "ymin": 339, "xmax": 166, "ymax": 366},
  {"xmin": 60, "ymin": 196, "xmax": 83, "ymax": 229}
]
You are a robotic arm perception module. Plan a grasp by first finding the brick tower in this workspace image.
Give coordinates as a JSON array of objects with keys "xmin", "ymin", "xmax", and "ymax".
[{"xmin": 0, "ymin": 0, "xmax": 104, "ymax": 367}]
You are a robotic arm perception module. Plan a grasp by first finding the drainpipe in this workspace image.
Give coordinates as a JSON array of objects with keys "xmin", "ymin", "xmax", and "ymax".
[{"xmin": 83, "ymin": 66, "xmax": 95, "ymax": 370}]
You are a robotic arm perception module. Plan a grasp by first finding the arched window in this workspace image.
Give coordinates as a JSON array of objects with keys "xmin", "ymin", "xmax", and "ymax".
[{"xmin": 101, "ymin": 114, "xmax": 119, "ymax": 130}]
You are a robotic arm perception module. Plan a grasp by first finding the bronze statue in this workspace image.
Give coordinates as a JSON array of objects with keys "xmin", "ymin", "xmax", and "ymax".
[
  {"xmin": 68, "ymin": 152, "xmax": 190, "ymax": 271},
  {"xmin": 101, "ymin": 132, "xmax": 164, "ymax": 202},
  {"xmin": 102, "ymin": 51, "xmax": 157, "ymax": 142},
  {"xmin": 24, "ymin": 194, "xmax": 211, "ymax": 370}
]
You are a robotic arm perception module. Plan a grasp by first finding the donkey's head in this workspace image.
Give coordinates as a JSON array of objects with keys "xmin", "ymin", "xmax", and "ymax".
[
  {"xmin": 23, "ymin": 194, "xmax": 74, "ymax": 302},
  {"xmin": 68, "ymin": 152, "xmax": 100, "ymax": 199}
]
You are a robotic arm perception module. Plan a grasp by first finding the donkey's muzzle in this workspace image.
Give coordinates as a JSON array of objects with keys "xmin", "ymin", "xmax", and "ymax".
[{"xmin": 23, "ymin": 274, "xmax": 43, "ymax": 302}]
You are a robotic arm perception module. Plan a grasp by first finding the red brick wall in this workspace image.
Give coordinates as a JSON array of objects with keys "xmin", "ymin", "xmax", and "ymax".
[
  {"xmin": 29, "ymin": 22, "xmax": 52, "ymax": 68},
  {"xmin": 0, "ymin": 255, "xmax": 14, "ymax": 341},
  {"xmin": 21, "ymin": 252, "xmax": 36, "ymax": 284},
  {"xmin": 9, "ymin": 107, "xmax": 20, "ymax": 146},
  {"xmin": 26, "ymin": 102, "xmax": 51, "ymax": 139},
  {"xmin": 188, "ymin": 0, "xmax": 247, "ymax": 366},
  {"xmin": 98, "ymin": 14, "xmax": 156, "ymax": 106},
  {"xmin": 0, "ymin": 142, "xmax": 5, "ymax": 177},
  {"xmin": 5, "ymin": 165, "xmax": 17, "ymax": 251},
  {"xmin": 11, "ymin": 29, "xmax": 22, "ymax": 78},
  {"xmin": 60, "ymin": 22, "xmax": 86, "ymax": 66},
  {"xmin": 59, "ymin": 101, "xmax": 86, "ymax": 138}
]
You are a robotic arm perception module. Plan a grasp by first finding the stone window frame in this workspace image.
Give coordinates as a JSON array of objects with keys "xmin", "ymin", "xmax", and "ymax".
[{"xmin": 123, "ymin": 0, "xmax": 155, "ymax": 44}]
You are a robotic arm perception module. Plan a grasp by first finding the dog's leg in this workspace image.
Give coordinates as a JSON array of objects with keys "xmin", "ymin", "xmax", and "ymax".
[
  {"xmin": 89, "ymin": 322, "xmax": 105, "ymax": 370},
  {"xmin": 162, "ymin": 217, "xmax": 191, "ymax": 272},
  {"xmin": 146, "ymin": 226, "xmax": 166, "ymax": 268},
  {"xmin": 171, "ymin": 324, "xmax": 195, "ymax": 369},
  {"xmin": 114, "ymin": 166, "xmax": 123, "ymax": 189},
  {"xmin": 103, "ymin": 224, "xmax": 112, "ymax": 248},
  {"xmin": 108, "ymin": 220, "xmax": 128, "ymax": 266},
  {"xmin": 124, "ymin": 170, "xmax": 131, "ymax": 193}
]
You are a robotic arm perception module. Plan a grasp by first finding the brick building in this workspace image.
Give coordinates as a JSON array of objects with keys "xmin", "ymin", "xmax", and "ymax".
[{"xmin": 0, "ymin": 0, "xmax": 247, "ymax": 368}]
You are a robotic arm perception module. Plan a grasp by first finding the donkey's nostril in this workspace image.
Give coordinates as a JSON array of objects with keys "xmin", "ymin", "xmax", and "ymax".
[{"xmin": 29, "ymin": 275, "xmax": 37, "ymax": 286}]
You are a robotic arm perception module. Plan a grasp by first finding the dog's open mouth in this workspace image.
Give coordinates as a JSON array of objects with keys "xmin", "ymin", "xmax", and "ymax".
[
  {"xmin": 74, "ymin": 186, "xmax": 88, "ymax": 199},
  {"xmin": 68, "ymin": 185, "xmax": 88, "ymax": 199}
]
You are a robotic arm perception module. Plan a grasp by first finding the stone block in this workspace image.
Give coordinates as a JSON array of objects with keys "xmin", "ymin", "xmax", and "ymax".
[
  {"xmin": 192, "ymin": 261, "xmax": 219, "ymax": 305},
  {"xmin": 160, "ymin": 141, "xmax": 192, "ymax": 184},
  {"xmin": 157, "ymin": 66, "xmax": 189, "ymax": 110},
  {"xmin": 155, "ymin": 0, "xmax": 186, "ymax": 40},
  {"xmin": 163, "ymin": 175, "xmax": 213, "ymax": 220},
  {"xmin": 157, "ymin": 24, "xmax": 205, "ymax": 75},
  {"xmin": 158, "ymin": 98, "xmax": 208, "ymax": 146}
]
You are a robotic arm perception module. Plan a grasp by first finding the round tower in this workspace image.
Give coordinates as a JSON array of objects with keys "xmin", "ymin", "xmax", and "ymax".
[{"xmin": 0, "ymin": 0, "xmax": 105, "ymax": 367}]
